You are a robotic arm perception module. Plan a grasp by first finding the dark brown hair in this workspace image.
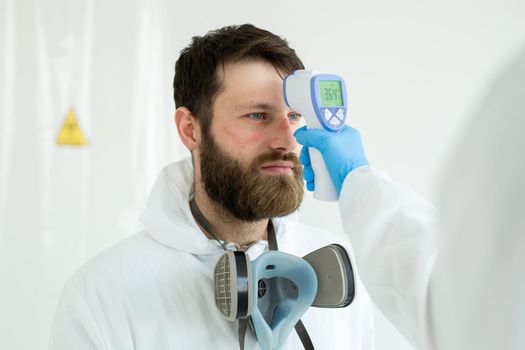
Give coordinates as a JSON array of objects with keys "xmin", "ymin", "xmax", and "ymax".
[{"xmin": 173, "ymin": 24, "xmax": 304, "ymax": 133}]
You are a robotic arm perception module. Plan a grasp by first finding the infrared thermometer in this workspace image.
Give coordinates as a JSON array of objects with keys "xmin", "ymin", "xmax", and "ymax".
[{"xmin": 284, "ymin": 70, "xmax": 348, "ymax": 201}]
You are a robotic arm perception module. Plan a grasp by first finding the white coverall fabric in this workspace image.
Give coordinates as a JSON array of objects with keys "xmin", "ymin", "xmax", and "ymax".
[
  {"xmin": 339, "ymin": 47, "xmax": 525, "ymax": 350},
  {"xmin": 49, "ymin": 158, "xmax": 376, "ymax": 350}
]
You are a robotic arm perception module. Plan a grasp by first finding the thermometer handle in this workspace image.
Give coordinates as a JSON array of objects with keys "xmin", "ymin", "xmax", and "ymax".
[{"xmin": 309, "ymin": 146, "xmax": 338, "ymax": 201}]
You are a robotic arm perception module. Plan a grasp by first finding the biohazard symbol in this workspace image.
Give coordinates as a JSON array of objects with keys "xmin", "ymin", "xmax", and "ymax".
[{"xmin": 56, "ymin": 108, "xmax": 88, "ymax": 146}]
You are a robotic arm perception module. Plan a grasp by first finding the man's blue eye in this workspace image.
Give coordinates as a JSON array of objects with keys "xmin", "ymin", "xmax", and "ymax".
[
  {"xmin": 249, "ymin": 113, "xmax": 264, "ymax": 120},
  {"xmin": 289, "ymin": 113, "xmax": 302, "ymax": 121}
]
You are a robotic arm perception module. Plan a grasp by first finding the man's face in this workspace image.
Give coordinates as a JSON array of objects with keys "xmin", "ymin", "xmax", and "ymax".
[{"xmin": 198, "ymin": 59, "xmax": 305, "ymax": 221}]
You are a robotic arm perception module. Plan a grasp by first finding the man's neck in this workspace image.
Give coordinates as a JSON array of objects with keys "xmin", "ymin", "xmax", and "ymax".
[{"xmin": 192, "ymin": 188, "xmax": 269, "ymax": 247}]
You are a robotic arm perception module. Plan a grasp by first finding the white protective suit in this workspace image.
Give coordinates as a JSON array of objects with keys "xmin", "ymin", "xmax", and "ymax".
[
  {"xmin": 49, "ymin": 158, "xmax": 376, "ymax": 350},
  {"xmin": 338, "ymin": 47, "xmax": 525, "ymax": 350}
]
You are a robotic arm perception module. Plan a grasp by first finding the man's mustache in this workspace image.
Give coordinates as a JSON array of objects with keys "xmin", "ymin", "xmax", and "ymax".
[{"xmin": 252, "ymin": 152, "xmax": 301, "ymax": 167}]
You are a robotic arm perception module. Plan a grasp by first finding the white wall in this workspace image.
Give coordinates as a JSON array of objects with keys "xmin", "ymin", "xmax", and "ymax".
[{"xmin": 1, "ymin": 0, "xmax": 524, "ymax": 349}]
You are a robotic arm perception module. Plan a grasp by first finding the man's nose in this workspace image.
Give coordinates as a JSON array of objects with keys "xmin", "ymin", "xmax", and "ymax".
[{"xmin": 268, "ymin": 115, "xmax": 298, "ymax": 152}]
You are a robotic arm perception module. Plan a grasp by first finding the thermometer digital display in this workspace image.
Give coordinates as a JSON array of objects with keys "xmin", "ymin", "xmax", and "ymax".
[{"xmin": 319, "ymin": 80, "xmax": 343, "ymax": 106}]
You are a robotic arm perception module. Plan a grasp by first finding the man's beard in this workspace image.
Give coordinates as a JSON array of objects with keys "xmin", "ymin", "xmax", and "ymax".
[{"xmin": 199, "ymin": 132, "xmax": 304, "ymax": 222}]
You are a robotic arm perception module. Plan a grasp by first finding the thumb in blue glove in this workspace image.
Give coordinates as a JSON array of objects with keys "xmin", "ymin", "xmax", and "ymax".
[{"xmin": 294, "ymin": 125, "xmax": 369, "ymax": 195}]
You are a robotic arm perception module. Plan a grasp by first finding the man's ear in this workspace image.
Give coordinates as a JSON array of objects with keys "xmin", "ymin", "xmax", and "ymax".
[{"xmin": 175, "ymin": 107, "xmax": 201, "ymax": 151}]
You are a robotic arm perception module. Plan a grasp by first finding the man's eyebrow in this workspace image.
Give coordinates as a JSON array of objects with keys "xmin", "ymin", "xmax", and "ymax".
[{"xmin": 233, "ymin": 103, "xmax": 279, "ymax": 111}]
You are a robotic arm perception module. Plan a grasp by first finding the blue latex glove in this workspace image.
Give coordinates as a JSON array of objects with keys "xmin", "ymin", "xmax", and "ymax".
[{"xmin": 294, "ymin": 125, "xmax": 369, "ymax": 194}]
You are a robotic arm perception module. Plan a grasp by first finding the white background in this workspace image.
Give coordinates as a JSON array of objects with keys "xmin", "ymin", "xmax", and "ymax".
[{"xmin": 1, "ymin": 0, "xmax": 524, "ymax": 349}]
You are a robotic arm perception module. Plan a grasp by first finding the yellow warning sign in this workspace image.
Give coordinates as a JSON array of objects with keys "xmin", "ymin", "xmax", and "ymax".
[{"xmin": 56, "ymin": 108, "xmax": 88, "ymax": 146}]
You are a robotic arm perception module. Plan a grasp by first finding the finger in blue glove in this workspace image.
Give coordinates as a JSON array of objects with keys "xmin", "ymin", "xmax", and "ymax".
[{"xmin": 294, "ymin": 125, "xmax": 369, "ymax": 194}]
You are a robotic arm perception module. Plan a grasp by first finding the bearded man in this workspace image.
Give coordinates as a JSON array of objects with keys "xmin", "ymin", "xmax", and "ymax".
[{"xmin": 49, "ymin": 24, "xmax": 376, "ymax": 350}]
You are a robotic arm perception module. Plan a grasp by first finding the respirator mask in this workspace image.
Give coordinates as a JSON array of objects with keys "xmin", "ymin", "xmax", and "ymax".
[{"xmin": 190, "ymin": 198, "xmax": 355, "ymax": 350}]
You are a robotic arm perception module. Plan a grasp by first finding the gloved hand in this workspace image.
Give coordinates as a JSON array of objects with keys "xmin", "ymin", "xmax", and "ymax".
[{"xmin": 294, "ymin": 125, "xmax": 369, "ymax": 194}]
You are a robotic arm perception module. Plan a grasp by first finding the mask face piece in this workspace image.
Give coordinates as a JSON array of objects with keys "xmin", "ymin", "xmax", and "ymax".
[{"xmin": 249, "ymin": 251, "xmax": 318, "ymax": 350}]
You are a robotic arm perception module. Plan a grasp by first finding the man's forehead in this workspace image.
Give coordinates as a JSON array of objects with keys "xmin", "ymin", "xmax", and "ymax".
[
  {"xmin": 218, "ymin": 59, "xmax": 285, "ymax": 84},
  {"xmin": 214, "ymin": 61, "xmax": 287, "ymax": 111}
]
